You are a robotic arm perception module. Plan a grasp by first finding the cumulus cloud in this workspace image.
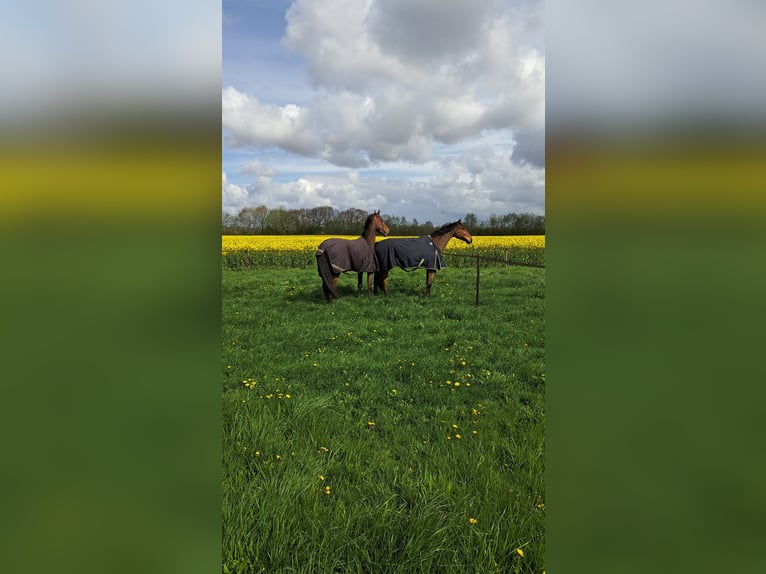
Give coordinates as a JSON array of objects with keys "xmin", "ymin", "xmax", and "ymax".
[
  {"xmin": 224, "ymin": 0, "xmax": 544, "ymax": 166},
  {"xmin": 222, "ymin": 144, "xmax": 543, "ymax": 221},
  {"xmin": 222, "ymin": 172, "xmax": 250, "ymax": 212},
  {"xmin": 511, "ymin": 128, "xmax": 545, "ymax": 167},
  {"xmin": 222, "ymin": 0, "xmax": 544, "ymax": 218},
  {"xmin": 222, "ymin": 87, "xmax": 320, "ymax": 156},
  {"xmin": 369, "ymin": 0, "xmax": 493, "ymax": 64}
]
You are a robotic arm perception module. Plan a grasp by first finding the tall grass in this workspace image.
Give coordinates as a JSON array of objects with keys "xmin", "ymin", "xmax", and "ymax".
[{"xmin": 223, "ymin": 265, "xmax": 544, "ymax": 573}]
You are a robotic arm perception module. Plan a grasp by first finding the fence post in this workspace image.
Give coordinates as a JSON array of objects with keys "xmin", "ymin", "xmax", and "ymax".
[{"xmin": 475, "ymin": 254, "xmax": 480, "ymax": 306}]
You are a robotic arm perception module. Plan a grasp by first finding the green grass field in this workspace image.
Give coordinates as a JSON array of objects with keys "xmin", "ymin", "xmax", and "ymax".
[{"xmin": 222, "ymin": 264, "xmax": 545, "ymax": 573}]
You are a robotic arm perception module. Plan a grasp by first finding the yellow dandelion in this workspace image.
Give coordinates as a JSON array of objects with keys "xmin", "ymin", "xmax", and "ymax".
[
  {"xmin": 324, "ymin": 485, "xmax": 331, "ymax": 495},
  {"xmin": 447, "ymin": 436, "xmax": 452, "ymax": 440},
  {"xmin": 367, "ymin": 421, "xmax": 376, "ymax": 426},
  {"xmin": 391, "ymin": 389, "xmax": 397, "ymax": 395},
  {"xmin": 452, "ymin": 424, "xmax": 459, "ymax": 429},
  {"xmin": 516, "ymin": 548, "xmax": 524, "ymax": 557},
  {"xmin": 318, "ymin": 475, "xmax": 325, "ymax": 481},
  {"xmin": 455, "ymin": 434, "xmax": 462, "ymax": 439},
  {"xmin": 319, "ymin": 446, "xmax": 329, "ymax": 452},
  {"xmin": 454, "ymin": 382, "xmax": 460, "ymax": 387},
  {"xmin": 275, "ymin": 454, "xmax": 281, "ymax": 460},
  {"xmin": 468, "ymin": 517, "xmax": 478, "ymax": 525}
]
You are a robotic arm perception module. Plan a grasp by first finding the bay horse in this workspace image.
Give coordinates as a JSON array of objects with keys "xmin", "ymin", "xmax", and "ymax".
[
  {"xmin": 315, "ymin": 211, "xmax": 390, "ymax": 303},
  {"xmin": 371, "ymin": 220, "xmax": 473, "ymax": 296}
]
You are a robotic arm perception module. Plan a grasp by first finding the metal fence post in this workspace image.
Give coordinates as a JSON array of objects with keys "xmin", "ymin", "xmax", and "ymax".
[{"xmin": 475, "ymin": 254, "xmax": 480, "ymax": 306}]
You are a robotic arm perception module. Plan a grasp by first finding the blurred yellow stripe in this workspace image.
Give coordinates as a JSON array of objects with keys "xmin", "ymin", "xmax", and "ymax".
[
  {"xmin": 549, "ymin": 142, "xmax": 766, "ymax": 214},
  {"xmin": 0, "ymin": 145, "xmax": 218, "ymax": 220}
]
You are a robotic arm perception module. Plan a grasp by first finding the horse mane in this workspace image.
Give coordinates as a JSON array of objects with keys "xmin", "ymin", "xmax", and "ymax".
[
  {"xmin": 361, "ymin": 212, "xmax": 378, "ymax": 238},
  {"xmin": 430, "ymin": 220, "xmax": 461, "ymax": 237}
]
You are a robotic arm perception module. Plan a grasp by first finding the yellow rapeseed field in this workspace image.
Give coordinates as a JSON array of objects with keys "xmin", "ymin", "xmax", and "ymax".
[{"xmin": 222, "ymin": 235, "xmax": 544, "ymax": 255}]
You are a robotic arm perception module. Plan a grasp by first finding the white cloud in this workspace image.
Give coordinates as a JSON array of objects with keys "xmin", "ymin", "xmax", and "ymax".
[
  {"xmin": 368, "ymin": 0, "xmax": 493, "ymax": 64},
  {"xmin": 222, "ymin": 87, "xmax": 320, "ymax": 155},
  {"xmin": 225, "ymin": 0, "xmax": 544, "ymax": 166},
  {"xmin": 222, "ymin": 143, "xmax": 543, "ymax": 221},
  {"xmin": 241, "ymin": 160, "xmax": 277, "ymax": 178},
  {"xmin": 222, "ymin": 172, "xmax": 250, "ymax": 212},
  {"xmin": 223, "ymin": 0, "xmax": 545, "ymax": 219}
]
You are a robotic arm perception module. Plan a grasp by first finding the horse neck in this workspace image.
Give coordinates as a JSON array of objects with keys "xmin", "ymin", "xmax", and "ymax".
[
  {"xmin": 430, "ymin": 230, "xmax": 454, "ymax": 252},
  {"xmin": 361, "ymin": 226, "xmax": 378, "ymax": 247}
]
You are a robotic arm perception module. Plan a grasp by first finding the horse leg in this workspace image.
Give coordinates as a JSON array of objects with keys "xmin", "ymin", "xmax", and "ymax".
[
  {"xmin": 317, "ymin": 251, "xmax": 339, "ymax": 302},
  {"xmin": 322, "ymin": 282, "xmax": 333, "ymax": 303},
  {"xmin": 425, "ymin": 269, "xmax": 435, "ymax": 296},
  {"xmin": 331, "ymin": 275, "xmax": 339, "ymax": 299},
  {"xmin": 375, "ymin": 271, "xmax": 388, "ymax": 295},
  {"xmin": 357, "ymin": 272, "xmax": 363, "ymax": 297},
  {"xmin": 367, "ymin": 272, "xmax": 373, "ymax": 299}
]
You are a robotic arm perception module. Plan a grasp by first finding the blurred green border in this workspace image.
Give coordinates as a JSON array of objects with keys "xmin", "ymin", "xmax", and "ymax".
[{"xmin": 547, "ymin": 139, "xmax": 766, "ymax": 573}]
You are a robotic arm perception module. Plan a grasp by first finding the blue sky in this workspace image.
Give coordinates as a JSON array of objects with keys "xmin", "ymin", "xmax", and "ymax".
[{"xmin": 222, "ymin": 0, "xmax": 545, "ymax": 223}]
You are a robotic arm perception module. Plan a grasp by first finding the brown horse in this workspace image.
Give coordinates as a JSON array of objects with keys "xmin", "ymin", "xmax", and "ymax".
[
  {"xmin": 315, "ymin": 211, "xmax": 390, "ymax": 303},
  {"xmin": 371, "ymin": 220, "xmax": 473, "ymax": 296}
]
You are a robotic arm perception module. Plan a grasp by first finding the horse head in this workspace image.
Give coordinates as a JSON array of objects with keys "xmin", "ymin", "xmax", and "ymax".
[
  {"xmin": 454, "ymin": 220, "xmax": 473, "ymax": 244},
  {"xmin": 371, "ymin": 210, "xmax": 390, "ymax": 237}
]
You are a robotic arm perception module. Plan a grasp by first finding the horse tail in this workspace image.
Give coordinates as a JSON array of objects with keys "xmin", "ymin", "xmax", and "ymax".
[{"xmin": 316, "ymin": 249, "xmax": 338, "ymax": 298}]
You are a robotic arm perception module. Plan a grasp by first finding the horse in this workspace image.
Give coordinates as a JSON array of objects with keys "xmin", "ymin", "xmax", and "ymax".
[
  {"xmin": 370, "ymin": 220, "xmax": 473, "ymax": 296},
  {"xmin": 315, "ymin": 210, "xmax": 390, "ymax": 303}
]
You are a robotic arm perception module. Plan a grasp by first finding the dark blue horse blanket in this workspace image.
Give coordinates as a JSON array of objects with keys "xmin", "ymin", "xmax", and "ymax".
[
  {"xmin": 316, "ymin": 237, "xmax": 378, "ymax": 274},
  {"xmin": 374, "ymin": 236, "xmax": 446, "ymax": 272}
]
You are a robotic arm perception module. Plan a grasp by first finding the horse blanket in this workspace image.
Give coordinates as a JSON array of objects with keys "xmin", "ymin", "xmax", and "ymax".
[
  {"xmin": 374, "ymin": 235, "xmax": 446, "ymax": 272},
  {"xmin": 316, "ymin": 237, "xmax": 378, "ymax": 274}
]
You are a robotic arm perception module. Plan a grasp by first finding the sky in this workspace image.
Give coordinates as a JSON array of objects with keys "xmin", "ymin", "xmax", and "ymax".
[{"xmin": 222, "ymin": 0, "xmax": 545, "ymax": 224}]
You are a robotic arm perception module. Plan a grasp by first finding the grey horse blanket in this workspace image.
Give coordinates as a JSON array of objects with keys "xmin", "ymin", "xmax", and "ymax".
[
  {"xmin": 316, "ymin": 237, "xmax": 378, "ymax": 274},
  {"xmin": 374, "ymin": 236, "xmax": 446, "ymax": 272}
]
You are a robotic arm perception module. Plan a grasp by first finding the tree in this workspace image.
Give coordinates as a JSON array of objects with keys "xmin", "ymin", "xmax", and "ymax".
[
  {"xmin": 335, "ymin": 208, "xmax": 369, "ymax": 234},
  {"xmin": 488, "ymin": 213, "xmax": 501, "ymax": 234},
  {"xmin": 263, "ymin": 208, "xmax": 296, "ymax": 234},
  {"xmin": 307, "ymin": 206, "xmax": 336, "ymax": 232},
  {"xmin": 236, "ymin": 205, "xmax": 269, "ymax": 233},
  {"xmin": 463, "ymin": 213, "xmax": 478, "ymax": 230},
  {"xmin": 222, "ymin": 212, "xmax": 236, "ymax": 233}
]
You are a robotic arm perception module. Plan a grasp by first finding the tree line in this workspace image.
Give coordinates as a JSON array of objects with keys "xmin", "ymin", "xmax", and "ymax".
[{"xmin": 222, "ymin": 206, "xmax": 544, "ymax": 235}]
